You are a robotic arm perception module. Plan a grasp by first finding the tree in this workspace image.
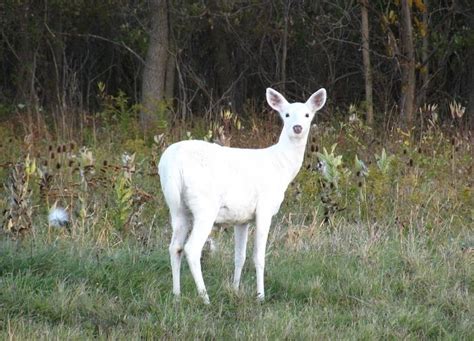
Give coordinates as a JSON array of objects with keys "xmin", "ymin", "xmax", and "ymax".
[
  {"xmin": 459, "ymin": 0, "xmax": 474, "ymax": 127},
  {"xmin": 141, "ymin": 0, "xmax": 172, "ymax": 132},
  {"xmin": 280, "ymin": 0, "xmax": 292, "ymax": 94},
  {"xmin": 399, "ymin": 0, "xmax": 416, "ymax": 127},
  {"xmin": 360, "ymin": 0, "xmax": 373, "ymax": 126},
  {"xmin": 418, "ymin": 0, "xmax": 429, "ymax": 106},
  {"xmin": 0, "ymin": 0, "xmax": 472, "ymax": 131}
]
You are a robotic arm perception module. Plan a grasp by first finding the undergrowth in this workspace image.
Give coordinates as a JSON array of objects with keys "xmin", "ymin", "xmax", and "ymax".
[{"xmin": 0, "ymin": 111, "xmax": 472, "ymax": 339}]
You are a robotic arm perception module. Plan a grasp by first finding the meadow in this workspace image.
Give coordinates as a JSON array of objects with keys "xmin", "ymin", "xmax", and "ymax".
[{"xmin": 0, "ymin": 110, "xmax": 472, "ymax": 339}]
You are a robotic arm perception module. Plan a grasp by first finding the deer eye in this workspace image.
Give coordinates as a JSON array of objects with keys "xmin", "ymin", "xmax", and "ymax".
[
  {"xmin": 285, "ymin": 113, "xmax": 290, "ymax": 118},
  {"xmin": 305, "ymin": 113, "xmax": 310, "ymax": 118}
]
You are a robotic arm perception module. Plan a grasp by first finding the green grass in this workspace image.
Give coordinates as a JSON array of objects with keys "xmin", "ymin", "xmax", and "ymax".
[
  {"xmin": 0, "ymin": 119, "xmax": 472, "ymax": 338},
  {"xmin": 1, "ymin": 222, "xmax": 472, "ymax": 339}
]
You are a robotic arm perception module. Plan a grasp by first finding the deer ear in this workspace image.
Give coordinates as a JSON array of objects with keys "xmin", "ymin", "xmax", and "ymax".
[
  {"xmin": 306, "ymin": 88, "xmax": 327, "ymax": 113},
  {"xmin": 266, "ymin": 88, "xmax": 289, "ymax": 112}
]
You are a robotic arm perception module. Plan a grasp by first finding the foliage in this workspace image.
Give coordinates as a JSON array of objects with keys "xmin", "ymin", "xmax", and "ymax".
[
  {"xmin": 114, "ymin": 175, "xmax": 133, "ymax": 232},
  {"xmin": 0, "ymin": 107, "xmax": 472, "ymax": 337},
  {"xmin": 375, "ymin": 148, "xmax": 394, "ymax": 175},
  {"xmin": 1, "ymin": 0, "xmax": 473, "ymax": 128},
  {"xmin": 1, "ymin": 155, "xmax": 36, "ymax": 238},
  {"xmin": 97, "ymin": 83, "xmax": 142, "ymax": 137}
]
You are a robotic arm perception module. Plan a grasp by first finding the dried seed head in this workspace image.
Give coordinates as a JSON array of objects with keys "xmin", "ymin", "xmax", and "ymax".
[
  {"xmin": 48, "ymin": 145, "xmax": 53, "ymax": 151},
  {"xmin": 68, "ymin": 160, "xmax": 74, "ymax": 167},
  {"xmin": 409, "ymin": 159, "xmax": 414, "ymax": 167},
  {"xmin": 451, "ymin": 138, "xmax": 455, "ymax": 146},
  {"xmin": 403, "ymin": 149, "xmax": 407, "ymax": 155},
  {"xmin": 56, "ymin": 162, "xmax": 61, "ymax": 170},
  {"xmin": 57, "ymin": 146, "xmax": 62, "ymax": 153},
  {"xmin": 50, "ymin": 152, "xmax": 55, "ymax": 159},
  {"xmin": 70, "ymin": 142, "xmax": 75, "ymax": 151},
  {"xmin": 62, "ymin": 145, "xmax": 67, "ymax": 153},
  {"xmin": 358, "ymin": 181, "xmax": 362, "ymax": 187},
  {"xmin": 418, "ymin": 147, "xmax": 422, "ymax": 154},
  {"xmin": 103, "ymin": 160, "xmax": 108, "ymax": 166}
]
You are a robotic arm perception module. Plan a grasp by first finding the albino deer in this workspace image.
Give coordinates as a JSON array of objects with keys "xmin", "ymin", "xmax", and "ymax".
[{"xmin": 158, "ymin": 87, "xmax": 327, "ymax": 304}]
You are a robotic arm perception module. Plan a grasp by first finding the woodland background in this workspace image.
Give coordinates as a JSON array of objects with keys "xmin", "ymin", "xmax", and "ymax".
[{"xmin": 1, "ymin": 0, "xmax": 474, "ymax": 135}]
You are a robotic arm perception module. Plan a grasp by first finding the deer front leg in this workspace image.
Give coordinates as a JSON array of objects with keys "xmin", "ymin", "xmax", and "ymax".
[
  {"xmin": 233, "ymin": 223, "xmax": 249, "ymax": 290},
  {"xmin": 253, "ymin": 212, "xmax": 272, "ymax": 301}
]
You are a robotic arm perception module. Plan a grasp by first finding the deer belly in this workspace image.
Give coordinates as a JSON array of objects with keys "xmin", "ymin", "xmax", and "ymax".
[
  {"xmin": 215, "ymin": 204, "xmax": 256, "ymax": 224},
  {"xmin": 215, "ymin": 191, "xmax": 257, "ymax": 224}
]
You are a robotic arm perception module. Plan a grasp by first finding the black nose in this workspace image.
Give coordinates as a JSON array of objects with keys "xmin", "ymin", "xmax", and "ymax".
[{"xmin": 293, "ymin": 125, "xmax": 302, "ymax": 134}]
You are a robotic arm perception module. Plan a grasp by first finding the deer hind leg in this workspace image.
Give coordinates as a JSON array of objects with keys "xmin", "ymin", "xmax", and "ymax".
[
  {"xmin": 169, "ymin": 208, "xmax": 191, "ymax": 297},
  {"xmin": 184, "ymin": 210, "xmax": 217, "ymax": 304}
]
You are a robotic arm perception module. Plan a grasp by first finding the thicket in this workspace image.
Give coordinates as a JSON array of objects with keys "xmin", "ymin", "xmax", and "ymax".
[{"xmin": 1, "ymin": 0, "xmax": 473, "ymax": 135}]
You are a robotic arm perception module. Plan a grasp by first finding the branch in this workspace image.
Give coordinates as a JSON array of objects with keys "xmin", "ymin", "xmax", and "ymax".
[{"xmin": 50, "ymin": 27, "xmax": 146, "ymax": 65}]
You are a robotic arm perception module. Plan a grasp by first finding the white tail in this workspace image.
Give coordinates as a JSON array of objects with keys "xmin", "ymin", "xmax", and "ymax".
[{"xmin": 158, "ymin": 87, "xmax": 327, "ymax": 304}]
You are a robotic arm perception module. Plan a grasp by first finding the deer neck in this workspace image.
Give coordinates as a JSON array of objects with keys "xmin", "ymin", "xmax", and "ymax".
[{"xmin": 271, "ymin": 130, "xmax": 309, "ymax": 184}]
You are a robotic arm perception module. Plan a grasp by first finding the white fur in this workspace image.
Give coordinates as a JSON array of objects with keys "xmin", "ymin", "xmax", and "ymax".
[
  {"xmin": 158, "ymin": 87, "xmax": 327, "ymax": 304},
  {"xmin": 48, "ymin": 207, "xmax": 69, "ymax": 227}
]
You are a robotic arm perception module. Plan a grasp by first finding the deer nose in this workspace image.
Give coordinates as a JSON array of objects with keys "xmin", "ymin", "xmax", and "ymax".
[{"xmin": 293, "ymin": 125, "xmax": 303, "ymax": 134}]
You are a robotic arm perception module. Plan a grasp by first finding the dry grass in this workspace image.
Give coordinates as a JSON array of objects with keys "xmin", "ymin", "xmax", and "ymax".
[{"xmin": 0, "ymin": 117, "xmax": 472, "ymax": 339}]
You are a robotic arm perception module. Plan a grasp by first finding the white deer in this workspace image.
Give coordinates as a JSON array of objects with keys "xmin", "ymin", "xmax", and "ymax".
[{"xmin": 158, "ymin": 87, "xmax": 327, "ymax": 304}]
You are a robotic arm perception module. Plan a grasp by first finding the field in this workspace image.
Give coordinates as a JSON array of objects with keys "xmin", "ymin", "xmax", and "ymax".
[{"xmin": 0, "ymin": 117, "xmax": 473, "ymax": 339}]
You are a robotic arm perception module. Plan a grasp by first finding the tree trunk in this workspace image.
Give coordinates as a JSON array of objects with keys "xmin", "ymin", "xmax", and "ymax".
[
  {"xmin": 280, "ymin": 0, "xmax": 291, "ymax": 94},
  {"xmin": 467, "ymin": 47, "xmax": 474, "ymax": 128},
  {"xmin": 399, "ymin": 0, "xmax": 416, "ymax": 128},
  {"xmin": 360, "ymin": 0, "xmax": 373, "ymax": 126},
  {"xmin": 419, "ymin": 0, "xmax": 429, "ymax": 106},
  {"xmin": 208, "ymin": 0, "xmax": 233, "ymax": 115},
  {"xmin": 165, "ymin": 48, "xmax": 175, "ymax": 100},
  {"xmin": 15, "ymin": 2, "xmax": 38, "ymax": 110},
  {"xmin": 141, "ymin": 0, "xmax": 170, "ymax": 132},
  {"xmin": 462, "ymin": 0, "xmax": 474, "ymax": 128}
]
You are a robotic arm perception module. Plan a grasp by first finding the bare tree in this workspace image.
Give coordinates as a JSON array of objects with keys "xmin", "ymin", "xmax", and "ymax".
[
  {"xmin": 460, "ymin": 0, "xmax": 474, "ymax": 126},
  {"xmin": 280, "ymin": 0, "xmax": 292, "ymax": 94},
  {"xmin": 418, "ymin": 0, "xmax": 429, "ymax": 106},
  {"xmin": 360, "ymin": 0, "xmax": 373, "ymax": 126},
  {"xmin": 141, "ymin": 0, "xmax": 171, "ymax": 132},
  {"xmin": 399, "ymin": 0, "xmax": 416, "ymax": 127}
]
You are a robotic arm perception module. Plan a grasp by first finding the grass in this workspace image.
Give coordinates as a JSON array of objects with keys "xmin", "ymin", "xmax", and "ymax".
[
  {"xmin": 0, "ymin": 116, "xmax": 473, "ymax": 339},
  {"xmin": 1, "ymin": 221, "xmax": 473, "ymax": 339}
]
